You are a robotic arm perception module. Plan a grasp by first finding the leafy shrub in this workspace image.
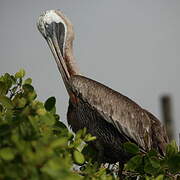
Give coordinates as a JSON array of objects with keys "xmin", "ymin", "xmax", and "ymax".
[
  {"xmin": 123, "ymin": 142, "xmax": 180, "ymax": 179},
  {"xmin": 0, "ymin": 70, "xmax": 179, "ymax": 180}
]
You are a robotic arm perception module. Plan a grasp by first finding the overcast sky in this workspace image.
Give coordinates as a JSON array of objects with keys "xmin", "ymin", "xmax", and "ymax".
[{"xmin": 0, "ymin": 0, "xmax": 179, "ymax": 141}]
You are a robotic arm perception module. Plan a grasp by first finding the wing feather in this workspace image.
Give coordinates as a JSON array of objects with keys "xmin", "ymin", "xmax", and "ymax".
[{"xmin": 69, "ymin": 75, "xmax": 159, "ymax": 150}]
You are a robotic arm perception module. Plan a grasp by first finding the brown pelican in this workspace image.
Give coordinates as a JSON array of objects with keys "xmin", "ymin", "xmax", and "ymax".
[{"xmin": 37, "ymin": 10, "xmax": 169, "ymax": 166}]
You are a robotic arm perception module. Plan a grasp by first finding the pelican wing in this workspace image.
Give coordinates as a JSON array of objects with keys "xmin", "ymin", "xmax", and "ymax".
[
  {"xmin": 69, "ymin": 75, "xmax": 156, "ymax": 151},
  {"xmin": 142, "ymin": 109, "xmax": 169, "ymax": 153}
]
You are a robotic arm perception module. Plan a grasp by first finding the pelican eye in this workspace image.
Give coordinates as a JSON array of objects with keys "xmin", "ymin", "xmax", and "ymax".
[{"xmin": 44, "ymin": 22, "xmax": 54, "ymax": 38}]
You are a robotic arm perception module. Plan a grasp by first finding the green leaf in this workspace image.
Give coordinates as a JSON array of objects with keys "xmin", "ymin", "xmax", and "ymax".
[
  {"xmin": 144, "ymin": 156, "xmax": 160, "ymax": 176},
  {"xmin": 36, "ymin": 108, "xmax": 46, "ymax": 116},
  {"xmin": 3, "ymin": 73, "xmax": 13, "ymax": 89},
  {"xmin": 53, "ymin": 120, "xmax": 69, "ymax": 135},
  {"xmin": 15, "ymin": 69, "xmax": 26, "ymax": 78},
  {"xmin": 22, "ymin": 84, "xmax": 36, "ymax": 102},
  {"xmin": 0, "ymin": 95, "xmax": 14, "ymax": 109},
  {"xmin": 0, "ymin": 148, "xmax": 15, "ymax": 160},
  {"xmin": 23, "ymin": 84, "xmax": 34, "ymax": 93},
  {"xmin": 45, "ymin": 97, "xmax": 56, "ymax": 111},
  {"xmin": 27, "ymin": 91, "xmax": 37, "ymax": 102},
  {"xmin": 0, "ymin": 124, "xmax": 11, "ymax": 136},
  {"xmin": 167, "ymin": 153, "xmax": 180, "ymax": 173},
  {"xmin": 166, "ymin": 140, "xmax": 178, "ymax": 157},
  {"xmin": 0, "ymin": 81, "xmax": 7, "ymax": 95},
  {"xmin": 54, "ymin": 119, "xmax": 67, "ymax": 130},
  {"xmin": 50, "ymin": 138, "xmax": 68, "ymax": 148},
  {"xmin": 76, "ymin": 128, "xmax": 87, "ymax": 139},
  {"xmin": 149, "ymin": 157, "xmax": 160, "ymax": 169},
  {"xmin": 10, "ymin": 75, "xmax": 17, "ymax": 84},
  {"xmin": 84, "ymin": 133, "xmax": 96, "ymax": 142},
  {"xmin": 73, "ymin": 150, "xmax": 85, "ymax": 165},
  {"xmin": 147, "ymin": 149, "xmax": 158, "ymax": 157},
  {"xmin": 39, "ymin": 113, "xmax": 55, "ymax": 126},
  {"xmin": 123, "ymin": 142, "xmax": 140, "ymax": 154},
  {"xmin": 0, "ymin": 104, "xmax": 3, "ymax": 112},
  {"xmin": 125, "ymin": 155, "xmax": 143, "ymax": 171},
  {"xmin": 13, "ymin": 97, "xmax": 27, "ymax": 108},
  {"xmin": 24, "ymin": 78, "xmax": 32, "ymax": 85},
  {"xmin": 155, "ymin": 175, "xmax": 164, "ymax": 180},
  {"xmin": 170, "ymin": 140, "xmax": 178, "ymax": 152}
]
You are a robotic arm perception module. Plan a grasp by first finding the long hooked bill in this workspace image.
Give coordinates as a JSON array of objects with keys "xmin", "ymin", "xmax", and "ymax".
[{"xmin": 37, "ymin": 10, "xmax": 70, "ymax": 89}]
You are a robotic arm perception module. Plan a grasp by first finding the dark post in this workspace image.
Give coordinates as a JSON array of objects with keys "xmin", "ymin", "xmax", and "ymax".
[{"xmin": 161, "ymin": 95, "xmax": 174, "ymax": 141}]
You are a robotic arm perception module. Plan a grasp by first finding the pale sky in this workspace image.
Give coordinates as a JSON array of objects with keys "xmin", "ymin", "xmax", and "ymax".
[{"xmin": 0, "ymin": 0, "xmax": 179, "ymax": 141}]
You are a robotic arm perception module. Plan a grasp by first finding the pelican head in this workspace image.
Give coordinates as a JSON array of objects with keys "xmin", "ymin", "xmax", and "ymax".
[{"xmin": 37, "ymin": 10, "xmax": 79, "ymax": 90}]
